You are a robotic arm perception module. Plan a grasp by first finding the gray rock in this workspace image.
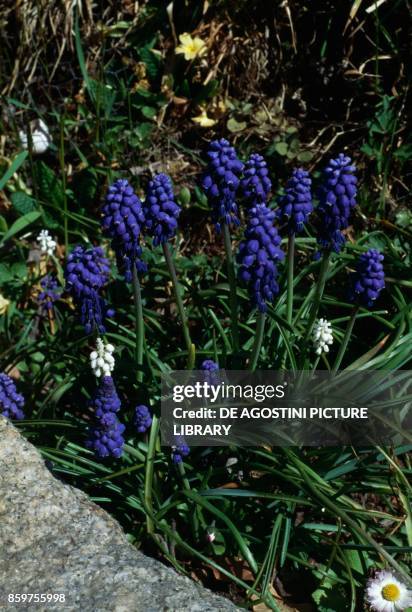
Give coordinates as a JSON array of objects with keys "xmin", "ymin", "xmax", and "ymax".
[{"xmin": 0, "ymin": 417, "xmax": 239, "ymax": 611}]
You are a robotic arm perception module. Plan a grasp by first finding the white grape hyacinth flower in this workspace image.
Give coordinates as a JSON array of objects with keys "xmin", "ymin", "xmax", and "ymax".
[
  {"xmin": 37, "ymin": 229, "xmax": 57, "ymax": 256},
  {"xmin": 312, "ymin": 318, "xmax": 333, "ymax": 355},
  {"xmin": 90, "ymin": 338, "xmax": 115, "ymax": 378},
  {"xmin": 19, "ymin": 119, "xmax": 51, "ymax": 154},
  {"xmin": 366, "ymin": 570, "xmax": 412, "ymax": 612}
]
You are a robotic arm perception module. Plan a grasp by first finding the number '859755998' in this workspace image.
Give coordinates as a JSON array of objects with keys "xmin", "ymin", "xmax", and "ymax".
[{"xmin": 8, "ymin": 593, "xmax": 66, "ymax": 603}]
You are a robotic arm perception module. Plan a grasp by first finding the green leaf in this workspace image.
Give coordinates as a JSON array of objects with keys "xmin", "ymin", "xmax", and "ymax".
[
  {"xmin": 88, "ymin": 80, "xmax": 116, "ymax": 117},
  {"xmin": 394, "ymin": 143, "xmax": 412, "ymax": 162},
  {"xmin": 0, "ymin": 211, "xmax": 41, "ymax": 245},
  {"xmin": 297, "ymin": 150, "xmax": 314, "ymax": 162},
  {"xmin": 11, "ymin": 262, "xmax": 27, "ymax": 279},
  {"xmin": 74, "ymin": 10, "xmax": 94, "ymax": 102},
  {"xmin": 227, "ymin": 117, "xmax": 247, "ymax": 133},
  {"xmin": 178, "ymin": 187, "xmax": 191, "ymax": 206},
  {"xmin": 10, "ymin": 191, "xmax": 36, "ymax": 215},
  {"xmin": 344, "ymin": 549, "xmax": 366, "ymax": 577},
  {"xmin": 274, "ymin": 141, "xmax": 288, "ymax": 156},
  {"xmin": 0, "ymin": 215, "xmax": 8, "ymax": 232},
  {"xmin": 139, "ymin": 46, "xmax": 162, "ymax": 80},
  {"xmin": 33, "ymin": 161, "xmax": 65, "ymax": 208},
  {"xmin": 0, "ymin": 263, "xmax": 13, "ymax": 283},
  {"xmin": 0, "ymin": 151, "xmax": 28, "ymax": 191},
  {"xmin": 312, "ymin": 567, "xmax": 350, "ymax": 611},
  {"xmin": 141, "ymin": 105, "xmax": 157, "ymax": 120}
]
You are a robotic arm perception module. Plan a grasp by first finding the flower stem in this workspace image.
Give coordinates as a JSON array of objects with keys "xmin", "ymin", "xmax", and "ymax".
[
  {"xmin": 248, "ymin": 312, "xmax": 266, "ymax": 371},
  {"xmin": 163, "ymin": 243, "xmax": 194, "ymax": 367},
  {"xmin": 311, "ymin": 355, "xmax": 321, "ymax": 377},
  {"xmin": 301, "ymin": 253, "xmax": 331, "ymax": 361},
  {"xmin": 332, "ymin": 306, "xmax": 359, "ymax": 373},
  {"xmin": 132, "ymin": 265, "xmax": 144, "ymax": 384},
  {"xmin": 144, "ymin": 414, "xmax": 159, "ymax": 535},
  {"xmin": 58, "ymin": 116, "xmax": 68, "ymax": 254},
  {"xmin": 286, "ymin": 233, "xmax": 295, "ymax": 327},
  {"xmin": 223, "ymin": 223, "xmax": 239, "ymax": 354},
  {"xmin": 178, "ymin": 461, "xmax": 200, "ymax": 540}
]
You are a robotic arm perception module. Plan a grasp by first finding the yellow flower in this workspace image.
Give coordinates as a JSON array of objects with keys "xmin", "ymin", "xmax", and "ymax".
[
  {"xmin": 0, "ymin": 294, "xmax": 10, "ymax": 315},
  {"xmin": 175, "ymin": 33, "xmax": 206, "ymax": 61},
  {"xmin": 192, "ymin": 110, "xmax": 216, "ymax": 128}
]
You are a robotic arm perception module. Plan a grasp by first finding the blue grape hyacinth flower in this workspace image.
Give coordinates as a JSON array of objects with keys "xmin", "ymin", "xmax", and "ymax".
[
  {"xmin": 144, "ymin": 173, "xmax": 181, "ymax": 246},
  {"xmin": 65, "ymin": 245, "xmax": 113, "ymax": 334},
  {"xmin": 202, "ymin": 138, "xmax": 244, "ymax": 231},
  {"xmin": 200, "ymin": 359, "xmax": 219, "ymax": 372},
  {"xmin": 172, "ymin": 437, "xmax": 190, "ymax": 464},
  {"xmin": 0, "ymin": 373, "xmax": 25, "ymax": 420},
  {"xmin": 134, "ymin": 404, "xmax": 152, "ymax": 433},
  {"xmin": 86, "ymin": 412, "xmax": 125, "ymax": 459},
  {"xmin": 90, "ymin": 376, "xmax": 121, "ymax": 419},
  {"xmin": 237, "ymin": 204, "xmax": 285, "ymax": 312},
  {"xmin": 38, "ymin": 275, "xmax": 61, "ymax": 312},
  {"xmin": 276, "ymin": 168, "xmax": 313, "ymax": 234},
  {"xmin": 316, "ymin": 153, "xmax": 358, "ymax": 254},
  {"xmin": 86, "ymin": 376, "xmax": 124, "ymax": 458},
  {"xmin": 200, "ymin": 358, "xmax": 220, "ymax": 383},
  {"xmin": 102, "ymin": 179, "xmax": 147, "ymax": 282},
  {"xmin": 241, "ymin": 153, "xmax": 272, "ymax": 208},
  {"xmin": 349, "ymin": 249, "xmax": 385, "ymax": 307}
]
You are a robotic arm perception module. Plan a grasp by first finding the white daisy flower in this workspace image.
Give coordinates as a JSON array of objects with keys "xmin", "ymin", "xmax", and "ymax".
[
  {"xmin": 19, "ymin": 119, "xmax": 51, "ymax": 154},
  {"xmin": 90, "ymin": 338, "xmax": 115, "ymax": 378},
  {"xmin": 366, "ymin": 570, "xmax": 412, "ymax": 612},
  {"xmin": 312, "ymin": 318, "xmax": 333, "ymax": 355},
  {"xmin": 37, "ymin": 229, "xmax": 57, "ymax": 256}
]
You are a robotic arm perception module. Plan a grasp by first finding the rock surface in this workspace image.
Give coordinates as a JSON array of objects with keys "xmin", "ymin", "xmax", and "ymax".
[{"xmin": 0, "ymin": 417, "xmax": 239, "ymax": 611}]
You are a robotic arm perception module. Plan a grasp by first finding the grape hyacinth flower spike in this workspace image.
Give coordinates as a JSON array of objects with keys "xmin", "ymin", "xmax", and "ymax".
[
  {"xmin": 86, "ymin": 375, "xmax": 124, "ymax": 458},
  {"xmin": 37, "ymin": 229, "xmax": 57, "ymax": 256},
  {"xmin": 103, "ymin": 178, "xmax": 148, "ymax": 382},
  {"xmin": 134, "ymin": 404, "xmax": 152, "ymax": 433},
  {"xmin": 316, "ymin": 153, "xmax": 358, "ymax": 254},
  {"xmin": 277, "ymin": 168, "xmax": 313, "ymax": 336},
  {"xmin": 237, "ymin": 204, "xmax": 284, "ymax": 313},
  {"xmin": 0, "ymin": 373, "xmax": 25, "ymax": 420},
  {"xmin": 86, "ymin": 412, "xmax": 125, "ymax": 459},
  {"xmin": 144, "ymin": 173, "xmax": 181, "ymax": 247},
  {"xmin": 276, "ymin": 168, "xmax": 313, "ymax": 234},
  {"xmin": 312, "ymin": 318, "xmax": 333, "ymax": 355},
  {"xmin": 200, "ymin": 359, "xmax": 219, "ymax": 372},
  {"xmin": 238, "ymin": 204, "xmax": 284, "ymax": 370},
  {"xmin": 349, "ymin": 249, "xmax": 385, "ymax": 307},
  {"xmin": 89, "ymin": 375, "xmax": 121, "ymax": 420},
  {"xmin": 102, "ymin": 179, "xmax": 147, "ymax": 282},
  {"xmin": 301, "ymin": 154, "xmax": 357, "ymax": 359},
  {"xmin": 90, "ymin": 338, "xmax": 115, "ymax": 378},
  {"xmin": 202, "ymin": 138, "xmax": 244, "ymax": 231},
  {"xmin": 332, "ymin": 250, "xmax": 385, "ymax": 373},
  {"xmin": 200, "ymin": 358, "xmax": 220, "ymax": 383},
  {"xmin": 144, "ymin": 173, "xmax": 193, "ymax": 362},
  {"xmin": 241, "ymin": 153, "xmax": 272, "ymax": 209},
  {"xmin": 202, "ymin": 138, "xmax": 244, "ymax": 352},
  {"xmin": 171, "ymin": 437, "xmax": 190, "ymax": 464},
  {"xmin": 65, "ymin": 245, "xmax": 113, "ymax": 334},
  {"xmin": 38, "ymin": 275, "xmax": 61, "ymax": 313}
]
